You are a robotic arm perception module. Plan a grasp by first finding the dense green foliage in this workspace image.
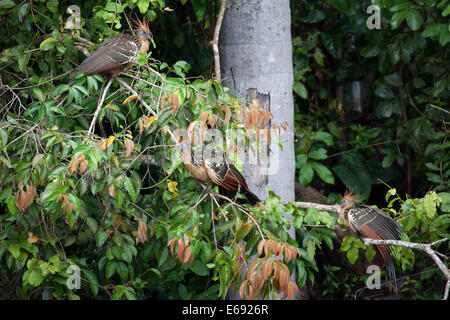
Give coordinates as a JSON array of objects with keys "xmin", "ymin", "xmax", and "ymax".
[
  {"xmin": 0, "ymin": 0, "xmax": 448, "ymax": 300},
  {"xmin": 291, "ymin": 0, "xmax": 449, "ymax": 298}
]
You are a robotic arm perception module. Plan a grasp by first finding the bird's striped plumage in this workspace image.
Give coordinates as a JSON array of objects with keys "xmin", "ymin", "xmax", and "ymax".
[
  {"xmin": 69, "ymin": 19, "xmax": 152, "ymax": 82},
  {"xmin": 339, "ymin": 193, "xmax": 405, "ymax": 294},
  {"xmin": 180, "ymin": 122, "xmax": 262, "ymax": 206}
]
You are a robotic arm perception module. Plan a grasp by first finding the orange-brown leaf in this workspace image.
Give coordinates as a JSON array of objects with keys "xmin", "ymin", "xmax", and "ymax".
[
  {"xmin": 108, "ymin": 184, "xmax": 117, "ymax": 198},
  {"xmin": 182, "ymin": 246, "xmax": 192, "ymax": 264},
  {"xmin": 257, "ymin": 239, "xmax": 265, "ymax": 257},
  {"xmin": 176, "ymin": 239, "xmax": 185, "ymax": 260},
  {"xmin": 136, "ymin": 219, "xmax": 149, "ymax": 244},
  {"xmin": 261, "ymin": 260, "xmax": 272, "ymax": 279},
  {"xmin": 124, "ymin": 139, "xmax": 134, "ymax": 158},
  {"xmin": 224, "ymin": 106, "xmax": 231, "ymax": 125},
  {"xmin": 15, "ymin": 182, "xmax": 36, "ymax": 211}
]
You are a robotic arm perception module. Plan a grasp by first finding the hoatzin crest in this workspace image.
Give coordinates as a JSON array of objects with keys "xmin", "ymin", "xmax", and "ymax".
[
  {"xmin": 69, "ymin": 17, "xmax": 152, "ymax": 85},
  {"xmin": 178, "ymin": 121, "xmax": 262, "ymax": 206},
  {"xmin": 339, "ymin": 192, "xmax": 405, "ymax": 294}
]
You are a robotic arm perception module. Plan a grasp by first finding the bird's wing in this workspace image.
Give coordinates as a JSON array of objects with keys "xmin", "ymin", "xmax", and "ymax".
[{"xmin": 75, "ymin": 34, "xmax": 140, "ymax": 75}]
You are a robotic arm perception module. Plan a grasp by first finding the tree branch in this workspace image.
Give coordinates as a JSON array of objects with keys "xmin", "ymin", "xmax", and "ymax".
[
  {"xmin": 87, "ymin": 78, "xmax": 113, "ymax": 136},
  {"xmin": 281, "ymin": 200, "xmax": 341, "ymax": 213},
  {"xmin": 362, "ymin": 237, "xmax": 450, "ymax": 300},
  {"xmin": 212, "ymin": 0, "xmax": 228, "ymax": 81}
]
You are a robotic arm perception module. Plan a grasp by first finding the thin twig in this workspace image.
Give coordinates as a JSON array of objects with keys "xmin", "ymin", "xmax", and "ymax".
[
  {"xmin": 87, "ymin": 78, "xmax": 113, "ymax": 136},
  {"xmin": 211, "ymin": 0, "xmax": 228, "ymax": 81},
  {"xmin": 429, "ymin": 104, "xmax": 450, "ymax": 115}
]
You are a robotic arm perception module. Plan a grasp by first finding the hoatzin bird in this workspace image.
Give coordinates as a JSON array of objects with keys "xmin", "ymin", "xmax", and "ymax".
[
  {"xmin": 339, "ymin": 192, "xmax": 405, "ymax": 294},
  {"xmin": 178, "ymin": 122, "xmax": 262, "ymax": 206},
  {"xmin": 69, "ymin": 18, "xmax": 152, "ymax": 85}
]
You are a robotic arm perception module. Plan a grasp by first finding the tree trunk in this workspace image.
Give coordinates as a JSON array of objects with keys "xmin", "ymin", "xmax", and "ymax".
[{"xmin": 220, "ymin": 0, "xmax": 307, "ymax": 299}]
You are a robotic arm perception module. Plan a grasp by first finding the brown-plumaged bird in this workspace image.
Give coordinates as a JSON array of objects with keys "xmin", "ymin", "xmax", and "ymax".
[
  {"xmin": 69, "ymin": 18, "xmax": 152, "ymax": 85},
  {"xmin": 178, "ymin": 122, "xmax": 262, "ymax": 206},
  {"xmin": 339, "ymin": 192, "xmax": 405, "ymax": 294}
]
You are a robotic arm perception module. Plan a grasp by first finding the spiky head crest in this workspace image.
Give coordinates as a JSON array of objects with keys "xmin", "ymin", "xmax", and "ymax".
[
  {"xmin": 340, "ymin": 191, "xmax": 358, "ymax": 208},
  {"xmin": 133, "ymin": 16, "xmax": 152, "ymax": 39}
]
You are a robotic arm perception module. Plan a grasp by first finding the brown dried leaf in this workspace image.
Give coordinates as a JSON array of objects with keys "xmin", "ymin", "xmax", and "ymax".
[
  {"xmin": 277, "ymin": 244, "xmax": 284, "ymax": 259},
  {"xmin": 78, "ymin": 159, "xmax": 88, "ymax": 173},
  {"xmin": 224, "ymin": 106, "xmax": 231, "ymax": 125},
  {"xmin": 139, "ymin": 119, "xmax": 144, "ymax": 135},
  {"xmin": 239, "ymin": 280, "xmax": 248, "ymax": 299},
  {"xmin": 136, "ymin": 219, "xmax": 149, "ymax": 244},
  {"xmin": 124, "ymin": 139, "xmax": 134, "ymax": 158},
  {"xmin": 183, "ymin": 233, "xmax": 189, "ymax": 246},
  {"xmin": 264, "ymin": 239, "xmax": 272, "ymax": 257},
  {"xmin": 175, "ymin": 239, "xmax": 185, "ymax": 260},
  {"xmin": 257, "ymin": 239, "xmax": 265, "ymax": 257},
  {"xmin": 15, "ymin": 182, "xmax": 36, "ymax": 211},
  {"xmin": 108, "ymin": 184, "xmax": 117, "ymax": 198},
  {"xmin": 261, "ymin": 260, "xmax": 272, "ymax": 279},
  {"xmin": 182, "ymin": 246, "xmax": 192, "ymax": 264},
  {"xmin": 169, "ymin": 237, "xmax": 176, "ymax": 257}
]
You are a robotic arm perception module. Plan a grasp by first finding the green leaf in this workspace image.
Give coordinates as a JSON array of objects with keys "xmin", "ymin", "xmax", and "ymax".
[
  {"xmin": 384, "ymin": 73, "xmax": 403, "ymax": 86},
  {"xmin": 105, "ymin": 261, "xmax": 116, "ymax": 279},
  {"xmin": 406, "ymin": 9, "xmax": 422, "ymax": 31},
  {"xmin": 312, "ymin": 131, "xmax": 334, "ymax": 146},
  {"xmin": 299, "ymin": 162, "xmax": 314, "ymax": 187},
  {"xmin": 82, "ymin": 269, "xmax": 99, "ymax": 296},
  {"xmin": 95, "ymin": 230, "xmax": 107, "ymax": 247},
  {"xmin": 6, "ymin": 195, "xmax": 18, "ymax": 216},
  {"xmin": 308, "ymin": 148, "xmax": 327, "ymax": 160},
  {"xmin": 423, "ymin": 196, "xmax": 437, "ymax": 218},
  {"xmin": 312, "ymin": 162, "xmax": 335, "ymax": 184},
  {"xmin": 422, "ymin": 23, "xmax": 444, "ymax": 38},
  {"xmin": 360, "ymin": 44, "xmax": 381, "ymax": 58},
  {"xmin": 123, "ymin": 177, "xmax": 137, "ymax": 202},
  {"xmin": 137, "ymin": 0, "xmax": 150, "ymax": 14},
  {"xmin": 293, "ymin": 82, "xmax": 308, "ymax": 99},
  {"xmin": 443, "ymin": 4, "xmax": 450, "ymax": 16},
  {"xmin": 365, "ymin": 246, "xmax": 377, "ymax": 262},
  {"xmin": 391, "ymin": 10, "xmax": 407, "ymax": 29},
  {"xmin": 39, "ymin": 38, "xmax": 58, "ymax": 51},
  {"xmin": 0, "ymin": 0, "xmax": 15, "ymax": 9},
  {"xmin": 235, "ymin": 223, "xmax": 252, "ymax": 243},
  {"xmin": 8, "ymin": 243, "xmax": 21, "ymax": 259},
  {"xmin": 189, "ymin": 260, "xmax": 209, "ymax": 276}
]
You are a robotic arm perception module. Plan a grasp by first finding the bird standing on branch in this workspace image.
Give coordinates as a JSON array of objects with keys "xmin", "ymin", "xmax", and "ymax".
[
  {"xmin": 339, "ymin": 192, "xmax": 406, "ymax": 294},
  {"xmin": 178, "ymin": 122, "xmax": 262, "ymax": 206},
  {"xmin": 69, "ymin": 18, "xmax": 152, "ymax": 86}
]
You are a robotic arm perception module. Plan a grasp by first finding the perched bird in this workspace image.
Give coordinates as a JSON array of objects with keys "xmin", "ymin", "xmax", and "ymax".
[
  {"xmin": 69, "ymin": 18, "xmax": 152, "ymax": 85},
  {"xmin": 339, "ymin": 192, "xmax": 405, "ymax": 294},
  {"xmin": 178, "ymin": 122, "xmax": 262, "ymax": 206}
]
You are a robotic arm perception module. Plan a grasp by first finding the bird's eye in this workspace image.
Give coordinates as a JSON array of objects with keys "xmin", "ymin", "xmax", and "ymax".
[
  {"xmin": 139, "ymin": 30, "xmax": 146, "ymax": 35},
  {"xmin": 341, "ymin": 199, "xmax": 349, "ymax": 205}
]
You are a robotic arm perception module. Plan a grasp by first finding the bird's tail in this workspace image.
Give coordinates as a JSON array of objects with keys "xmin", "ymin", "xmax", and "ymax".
[{"xmin": 385, "ymin": 257, "xmax": 399, "ymax": 295}]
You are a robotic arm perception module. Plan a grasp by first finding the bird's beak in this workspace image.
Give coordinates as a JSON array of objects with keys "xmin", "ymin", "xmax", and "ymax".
[{"xmin": 146, "ymin": 31, "xmax": 153, "ymax": 40}]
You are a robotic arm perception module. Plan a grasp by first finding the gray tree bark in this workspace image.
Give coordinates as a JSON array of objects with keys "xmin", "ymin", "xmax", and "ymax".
[{"xmin": 219, "ymin": 0, "xmax": 308, "ymax": 299}]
